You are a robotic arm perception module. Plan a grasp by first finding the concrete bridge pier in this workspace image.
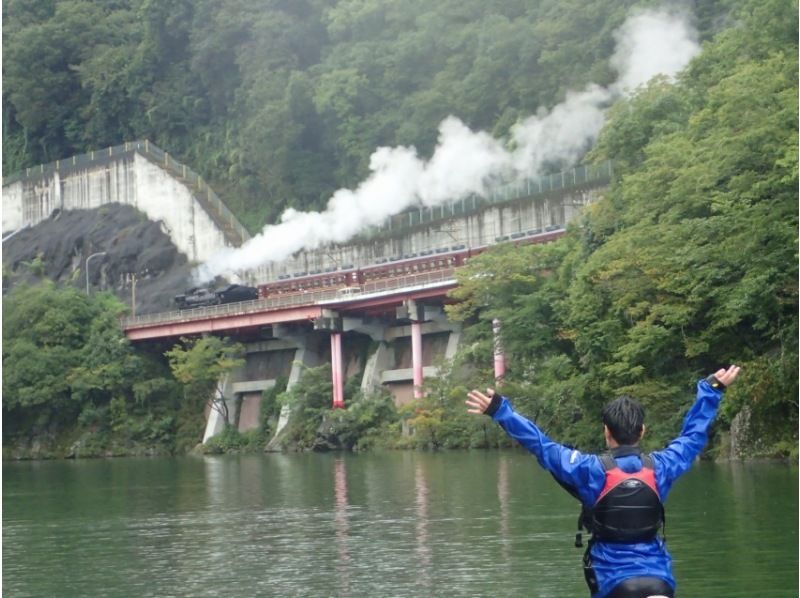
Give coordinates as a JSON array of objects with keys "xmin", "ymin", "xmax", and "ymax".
[
  {"xmin": 373, "ymin": 303, "xmax": 461, "ymax": 405},
  {"xmin": 199, "ymin": 304, "xmax": 464, "ymax": 444},
  {"xmin": 268, "ymin": 327, "xmax": 322, "ymax": 446},
  {"xmin": 202, "ymin": 373, "xmax": 235, "ymax": 443},
  {"xmin": 199, "ymin": 328, "xmax": 324, "ymax": 446},
  {"xmin": 317, "ymin": 309, "xmax": 383, "ymax": 409},
  {"xmin": 361, "ymin": 341, "xmax": 393, "ymax": 395}
]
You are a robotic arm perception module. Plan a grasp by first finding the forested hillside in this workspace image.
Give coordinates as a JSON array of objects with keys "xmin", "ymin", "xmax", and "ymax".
[
  {"xmin": 4, "ymin": 0, "xmax": 738, "ymax": 232},
  {"xmin": 2, "ymin": 0, "xmax": 796, "ymax": 458},
  {"xmin": 446, "ymin": 0, "xmax": 797, "ymax": 456}
]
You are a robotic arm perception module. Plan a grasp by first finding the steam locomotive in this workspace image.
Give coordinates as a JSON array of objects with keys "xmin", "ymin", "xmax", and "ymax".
[{"xmin": 174, "ymin": 283, "xmax": 259, "ymax": 310}]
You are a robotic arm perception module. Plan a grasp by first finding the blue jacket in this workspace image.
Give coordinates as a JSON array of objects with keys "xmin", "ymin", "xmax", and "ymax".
[{"xmin": 490, "ymin": 379, "xmax": 724, "ymax": 598}]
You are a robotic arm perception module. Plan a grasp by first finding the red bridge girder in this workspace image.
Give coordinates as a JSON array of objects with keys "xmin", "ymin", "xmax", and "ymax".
[
  {"xmin": 123, "ymin": 281, "xmax": 457, "ymax": 341},
  {"xmin": 124, "ymin": 304, "xmax": 325, "ymax": 341}
]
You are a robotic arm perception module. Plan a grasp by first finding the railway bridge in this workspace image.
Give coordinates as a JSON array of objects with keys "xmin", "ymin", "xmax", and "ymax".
[
  {"xmin": 119, "ymin": 161, "xmax": 612, "ymax": 443},
  {"xmin": 4, "ymin": 143, "xmax": 611, "ymax": 443}
]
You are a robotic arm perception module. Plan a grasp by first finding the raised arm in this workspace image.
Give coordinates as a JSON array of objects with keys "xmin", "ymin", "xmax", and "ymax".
[
  {"xmin": 467, "ymin": 388, "xmax": 601, "ymax": 504},
  {"xmin": 653, "ymin": 365, "xmax": 741, "ymax": 497}
]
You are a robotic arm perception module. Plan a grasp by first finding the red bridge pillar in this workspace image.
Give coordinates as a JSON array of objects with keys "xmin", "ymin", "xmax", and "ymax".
[
  {"xmin": 493, "ymin": 318, "xmax": 506, "ymax": 386},
  {"xmin": 411, "ymin": 312, "xmax": 424, "ymax": 399},
  {"xmin": 331, "ymin": 331, "xmax": 345, "ymax": 408}
]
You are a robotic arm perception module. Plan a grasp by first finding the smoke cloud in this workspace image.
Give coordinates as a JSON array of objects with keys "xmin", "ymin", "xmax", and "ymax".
[{"xmin": 196, "ymin": 7, "xmax": 699, "ymax": 282}]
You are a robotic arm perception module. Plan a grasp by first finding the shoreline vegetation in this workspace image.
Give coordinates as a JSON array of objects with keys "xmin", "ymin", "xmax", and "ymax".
[
  {"xmin": 3, "ymin": 0, "xmax": 797, "ymax": 461},
  {"xmin": 2, "ymin": 352, "xmax": 796, "ymax": 461}
]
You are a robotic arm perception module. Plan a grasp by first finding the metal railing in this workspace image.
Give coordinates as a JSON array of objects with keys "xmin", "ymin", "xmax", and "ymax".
[
  {"xmin": 121, "ymin": 268, "xmax": 457, "ymax": 330},
  {"xmin": 359, "ymin": 160, "xmax": 613, "ymax": 240},
  {"xmin": 3, "ymin": 143, "xmax": 139, "ymax": 185},
  {"xmin": 3, "ymin": 140, "xmax": 250, "ymax": 247},
  {"xmin": 359, "ymin": 268, "xmax": 455, "ymax": 295}
]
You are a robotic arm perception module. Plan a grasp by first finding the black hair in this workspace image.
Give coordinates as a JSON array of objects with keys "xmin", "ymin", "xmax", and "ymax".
[{"xmin": 602, "ymin": 395, "xmax": 645, "ymax": 445}]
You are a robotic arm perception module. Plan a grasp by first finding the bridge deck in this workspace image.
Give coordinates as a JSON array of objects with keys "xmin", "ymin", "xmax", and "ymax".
[{"xmin": 122, "ymin": 269, "xmax": 457, "ymax": 340}]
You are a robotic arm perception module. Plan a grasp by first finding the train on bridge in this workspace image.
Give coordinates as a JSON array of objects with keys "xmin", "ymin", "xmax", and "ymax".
[
  {"xmin": 175, "ymin": 225, "xmax": 564, "ymax": 310},
  {"xmin": 175, "ymin": 284, "xmax": 259, "ymax": 310}
]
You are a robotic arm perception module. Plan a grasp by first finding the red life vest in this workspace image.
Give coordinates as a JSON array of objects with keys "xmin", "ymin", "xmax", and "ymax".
[{"xmin": 587, "ymin": 451, "xmax": 664, "ymax": 543}]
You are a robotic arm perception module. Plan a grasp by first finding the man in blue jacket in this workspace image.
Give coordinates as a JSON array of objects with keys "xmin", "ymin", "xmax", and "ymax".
[{"xmin": 466, "ymin": 365, "xmax": 740, "ymax": 598}]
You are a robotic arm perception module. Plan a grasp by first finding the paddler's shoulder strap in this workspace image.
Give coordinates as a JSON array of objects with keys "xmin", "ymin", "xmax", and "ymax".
[
  {"xmin": 602, "ymin": 445, "xmax": 652, "ymax": 470},
  {"xmin": 599, "ymin": 453, "xmax": 616, "ymax": 471},
  {"xmin": 641, "ymin": 453, "xmax": 655, "ymax": 469}
]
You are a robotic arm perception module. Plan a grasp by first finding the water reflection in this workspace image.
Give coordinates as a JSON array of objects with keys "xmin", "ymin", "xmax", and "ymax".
[
  {"xmin": 2, "ymin": 455, "xmax": 796, "ymax": 597},
  {"xmin": 204, "ymin": 454, "xmax": 227, "ymax": 504},
  {"xmin": 333, "ymin": 457, "xmax": 351, "ymax": 597},
  {"xmin": 414, "ymin": 460, "xmax": 432, "ymax": 593},
  {"xmin": 497, "ymin": 454, "xmax": 511, "ymax": 562}
]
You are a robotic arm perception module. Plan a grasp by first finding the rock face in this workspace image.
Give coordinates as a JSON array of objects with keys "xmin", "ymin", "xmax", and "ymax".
[{"xmin": 2, "ymin": 204, "xmax": 201, "ymax": 314}]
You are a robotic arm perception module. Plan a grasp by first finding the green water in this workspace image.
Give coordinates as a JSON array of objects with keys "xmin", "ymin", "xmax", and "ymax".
[{"xmin": 3, "ymin": 452, "xmax": 797, "ymax": 597}]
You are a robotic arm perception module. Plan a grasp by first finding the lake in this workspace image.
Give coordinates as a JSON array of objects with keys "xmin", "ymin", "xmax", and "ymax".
[{"xmin": 3, "ymin": 452, "xmax": 797, "ymax": 597}]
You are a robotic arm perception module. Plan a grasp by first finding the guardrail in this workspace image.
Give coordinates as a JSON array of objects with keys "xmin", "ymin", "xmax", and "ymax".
[
  {"xmin": 121, "ymin": 268, "xmax": 457, "ymax": 330},
  {"xmin": 359, "ymin": 268, "xmax": 455, "ymax": 295},
  {"xmin": 358, "ymin": 161, "xmax": 613, "ymax": 239}
]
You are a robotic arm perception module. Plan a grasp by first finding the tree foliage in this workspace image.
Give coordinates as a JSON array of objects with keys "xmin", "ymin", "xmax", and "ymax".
[
  {"xmin": 3, "ymin": 0, "xmax": 738, "ymax": 231},
  {"xmin": 2, "ymin": 282, "xmax": 181, "ymax": 455},
  {"xmin": 165, "ymin": 335, "xmax": 245, "ymax": 426},
  {"xmin": 449, "ymin": 0, "xmax": 798, "ymax": 456}
]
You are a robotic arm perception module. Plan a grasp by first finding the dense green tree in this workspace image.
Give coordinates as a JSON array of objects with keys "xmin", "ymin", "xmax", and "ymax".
[
  {"xmin": 2, "ymin": 282, "xmax": 181, "ymax": 455},
  {"xmin": 165, "ymin": 335, "xmax": 245, "ymax": 424},
  {"xmin": 275, "ymin": 363, "xmax": 334, "ymax": 449}
]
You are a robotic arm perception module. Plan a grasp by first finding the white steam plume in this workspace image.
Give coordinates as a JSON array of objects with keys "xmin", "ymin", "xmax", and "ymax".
[
  {"xmin": 196, "ymin": 7, "xmax": 699, "ymax": 282},
  {"xmin": 611, "ymin": 9, "xmax": 701, "ymax": 92}
]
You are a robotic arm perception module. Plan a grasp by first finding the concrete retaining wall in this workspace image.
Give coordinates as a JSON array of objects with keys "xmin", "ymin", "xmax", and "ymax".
[{"xmin": 3, "ymin": 152, "xmax": 234, "ymax": 264}]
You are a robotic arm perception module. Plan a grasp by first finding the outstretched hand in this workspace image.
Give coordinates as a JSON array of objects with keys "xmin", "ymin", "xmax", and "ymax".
[
  {"xmin": 714, "ymin": 365, "xmax": 741, "ymax": 387},
  {"xmin": 466, "ymin": 389, "xmax": 496, "ymax": 415}
]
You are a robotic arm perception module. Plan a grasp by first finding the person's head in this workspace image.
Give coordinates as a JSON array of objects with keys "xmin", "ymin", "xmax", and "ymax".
[{"xmin": 602, "ymin": 395, "xmax": 645, "ymax": 447}]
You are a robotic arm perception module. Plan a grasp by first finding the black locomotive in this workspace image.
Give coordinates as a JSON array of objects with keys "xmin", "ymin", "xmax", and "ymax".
[{"xmin": 174, "ymin": 283, "xmax": 259, "ymax": 310}]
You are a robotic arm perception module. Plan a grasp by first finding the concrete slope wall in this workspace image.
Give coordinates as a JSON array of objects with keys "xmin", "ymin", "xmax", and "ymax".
[{"xmin": 2, "ymin": 142, "xmax": 248, "ymax": 264}]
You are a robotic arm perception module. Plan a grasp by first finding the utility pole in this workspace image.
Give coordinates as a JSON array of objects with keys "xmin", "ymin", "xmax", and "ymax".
[
  {"xmin": 493, "ymin": 318, "xmax": 506, "ymax": 386},
  {"xmin": 126, "ymin": 273, "xmax": 138, "ymax": 317},
  {"xmin": 85, "ymin": 252, "xmax": 107, "ymax": 294}
]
